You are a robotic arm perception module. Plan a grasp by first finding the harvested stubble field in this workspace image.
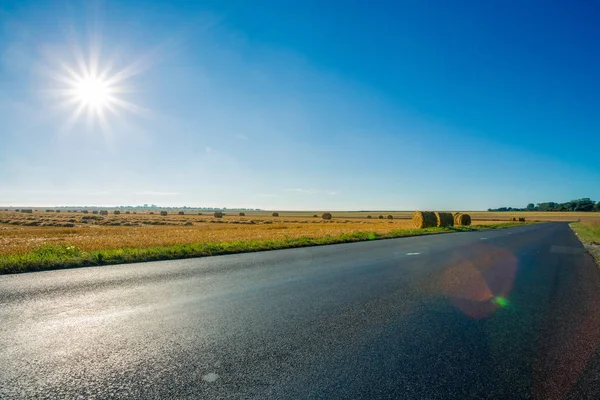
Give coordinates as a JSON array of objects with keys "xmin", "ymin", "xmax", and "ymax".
[
  {"xmin": 0, "ymin": 212, "xmax": 417, "ymax": 256},
  {"xmin": 0, "ymin": 210, "xmax": 531, "ymax": 273},
  {"xmin": 0, "ymin": 210, "xmax": 538, "ymax": 255}
]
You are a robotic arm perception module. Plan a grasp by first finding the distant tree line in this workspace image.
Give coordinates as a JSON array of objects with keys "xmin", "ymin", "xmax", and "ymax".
[{"xmin": 489, "ymin": 198, "xmax": 600, "ymax": 212}]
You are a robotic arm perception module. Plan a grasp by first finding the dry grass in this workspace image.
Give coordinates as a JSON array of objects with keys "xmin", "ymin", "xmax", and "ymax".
[
  {"xmin": 0, "ymin": 210, "xmax": 522, "ymax": 257},
  {"xmin": 0, "ymin": 212, "xmax": 411, "ymax": 256},
  {"xmin": 199, "ymin": 210, "xmax": 599, "ymax": 222},
  {"xmin": 1, "ymin": 210, "xmax": 599, "ymax": 259},
  {"xmin": 3, "ymin": 209, "xmax": 596, "ymax": 221}
]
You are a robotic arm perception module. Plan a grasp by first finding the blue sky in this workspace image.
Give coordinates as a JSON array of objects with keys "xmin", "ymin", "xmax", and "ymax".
[{"xmin": 1, "ymin": 0, "xmax": 599, "ymax": 210}]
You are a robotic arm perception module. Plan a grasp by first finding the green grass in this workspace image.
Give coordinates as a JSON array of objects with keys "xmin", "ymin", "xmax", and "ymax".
[
  {"xmin": 570, "ymin": 222, "xmax": 600, "ymax": 245},
  {"xmin": 570, "ymin": 222, "xmax": 600, "ymax": 264},
  {"xmin": 0, "ymin": 222, "xmax": 528, "ymax": 274}
]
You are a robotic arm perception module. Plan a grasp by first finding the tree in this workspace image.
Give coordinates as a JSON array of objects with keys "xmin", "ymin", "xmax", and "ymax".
[
  {"xmin": 574, "ymin": 198, "xmax": 595, "ymax": 212},
  {"xmin": 489, "ymin": 198, "xmax": 598, "ymax": 212}
]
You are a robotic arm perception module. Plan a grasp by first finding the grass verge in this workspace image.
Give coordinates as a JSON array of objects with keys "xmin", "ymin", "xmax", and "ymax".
[
  {"xmin": 0, "ymin": 222, "xmax": 528, "ymax": 274},
  {"xmin": 570, "ymin": 222, "xmax": 600, "ymax": 264}
]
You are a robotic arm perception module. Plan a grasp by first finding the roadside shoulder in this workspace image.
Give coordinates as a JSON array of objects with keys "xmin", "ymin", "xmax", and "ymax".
[{"xmin": 570, "ymin": 222, "xmax": 600, "ymax": 265}]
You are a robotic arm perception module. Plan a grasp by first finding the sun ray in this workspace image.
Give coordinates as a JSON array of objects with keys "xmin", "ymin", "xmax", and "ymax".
[
  {"xmin": 49, "ymin": 46, "xmax": 143, "ymax": 131},
  {"xmin": 62, "ymin": 101, "xmax": 88, "ymax": 133},
  {"xmin": 105, "ymin": 95, "xmax": 146, "ymax": 115}
]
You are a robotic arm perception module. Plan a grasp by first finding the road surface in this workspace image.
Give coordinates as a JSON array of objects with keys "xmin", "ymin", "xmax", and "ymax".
[{"xmin": 1, "ymin": 223, "xmax": 600, "ymax": 399}]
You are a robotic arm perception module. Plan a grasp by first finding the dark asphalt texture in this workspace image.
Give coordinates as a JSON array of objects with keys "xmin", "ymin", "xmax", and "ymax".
[{"xmin": 1, "ymin": 222, "xmax": 600, "ymax": 399}]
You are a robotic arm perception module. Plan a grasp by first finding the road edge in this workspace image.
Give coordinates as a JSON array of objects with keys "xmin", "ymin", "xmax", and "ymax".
[
  {"xmin": 0, "ymin": 222, "xmax": 536, "ymax": 275},
  {"xmin": 569, "ymin": 223, "xmax": 600, "ymax": 266}
]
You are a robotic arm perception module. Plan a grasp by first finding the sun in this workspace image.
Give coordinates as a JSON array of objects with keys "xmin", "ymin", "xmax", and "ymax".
[
  {"xmin": 50, "ymin": 48, "xmax": 145, "ymax": 131},
  {"xmin": 72, "ymin": 76, "xmax": 111, "ymax": 110}
]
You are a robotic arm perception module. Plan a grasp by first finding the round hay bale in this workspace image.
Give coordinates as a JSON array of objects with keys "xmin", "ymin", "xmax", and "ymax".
[
  {"xmin": 178, "ymin": 211, "xmax": 184, "ymax": 215},
  {"xmin": 322, "ymin": 212, "xmax": 332, "ymax": 220},
  {"xmin": 412, "ymin": 211, "xmax": 437, "ymax": 228},
  {"xmin": 453, "ymin": 212, "xmax": 472, "ymax": 226},
  {"xmin": 160, "ymin": 211, "xmax": 168, "ymax": 216},
  {"xmin": 55, "ymin": 210, "xmax": 61, "ymax": 213},
  {"xmin": 435, "ymin": 212, "xmax": 454, "ymax": 227},
  {"xmin": 387, "ymin": 215, "xmax": 393, "ymax": 220},
  {"xmin": 511, "ymin": 217, "xmax": 517, "ymax": 221},
  {"xmin": 459, "ymin": 213, "xmax": 472, "ymax": 226},
  {"xmin": 113, "ymin": 210, "xmax": 121, "ymax": 215},
  {"xmin": 125, "ymin": 211, "xmax": 131, "ymax": 214},
  {"xmin": 378, "ymin": 215, "xmax": 384, "ymax": 219},
  {"xmin": 92, "ymin": 210, "xmax": 98, "ymax": 214},
  {"xmin": 214, "ymin": 212, "xmax": 224, "ymax": 218},
  {"xmin": 149, "ymin": 212, "xmax": 155, "ymax": 215},
  {"xmin": 453, "ymin": 212, "xmax": 461, "ymax": 225},
  {"xmin": 82, "ymin": 210, "xmax": 89, "ymax": 214},
  {"xmin": 518, "ymin": 217, "xmax": 526, "ymax": 222},
  {"xmin": 99, "ymin": 210, "xmax": 108, "ymax": 216},
  {"xmin": 313, "ymin": 214, "xmax": 318, "ymax": 218},
  {"xmin": 367, "ymin": 215, "xmax": 372, "ymax": 219},
  {"xmin": 272, "ymin": 212, "xmax": 279, "ymax": 217},
  {"xmin": 239, "ymin": 212, "xmax": 246, "ymax": 216},
  {"xmin": 198, "ymin": 212, "xmax": 203, "ymax": 215}
]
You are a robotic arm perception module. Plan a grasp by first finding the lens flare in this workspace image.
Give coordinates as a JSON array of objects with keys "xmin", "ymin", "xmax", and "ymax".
[
  {"xmin": 491, "ymin": 296, "xmax": 509, "ymax": 308},
  {"xmin": 45, "ymin": 36, "xmax": 148, "ymax": 134},
  {"xmin": 443, "ymin": 244, "xmax": 517, "ymax": 319}
]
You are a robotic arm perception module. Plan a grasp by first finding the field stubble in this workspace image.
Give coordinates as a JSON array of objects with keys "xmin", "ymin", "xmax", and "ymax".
[
  {"xmin": 1, "ymin": 210, "xmax": 596, "ymax": 273},
  {"xmin": 0, "ymin": 210, "xmax": 554, "ymax": 256},
  {"xmin": 0, "ymin": 212, "xmax": 417, "ymax": 256}
]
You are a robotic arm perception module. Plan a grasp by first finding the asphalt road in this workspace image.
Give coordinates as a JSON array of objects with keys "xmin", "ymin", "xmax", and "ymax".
[{"xmin": 2, "ymin": 223, "xmax": 600, "ymax": 399}]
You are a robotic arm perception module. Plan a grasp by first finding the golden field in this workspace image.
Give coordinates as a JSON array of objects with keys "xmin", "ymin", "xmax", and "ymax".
[
  {"xmin": 0, "ymin": 212, "xmax": 411, "ymax": 256},
  {"xmin": 1, "ymin": 210, "xmax": 598, "ymax": 257}
]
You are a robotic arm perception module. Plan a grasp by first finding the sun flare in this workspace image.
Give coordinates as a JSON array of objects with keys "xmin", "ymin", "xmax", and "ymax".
[
  {"xmin": 50, "ymin": 46, "xmax": 145, "ymax": 131},
  {"xmin": 72, "ymin": 76, "xmax": 111, "ymax": 110}
]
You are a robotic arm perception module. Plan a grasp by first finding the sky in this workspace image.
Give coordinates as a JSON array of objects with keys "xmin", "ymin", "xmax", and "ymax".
[{"xmin": 1, "ymin": 0, "xmax": 599, "ymax": 210}]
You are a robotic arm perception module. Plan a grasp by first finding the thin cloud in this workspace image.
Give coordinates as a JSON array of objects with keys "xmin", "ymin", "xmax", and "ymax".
[
  {"xmin": 285, "ymin": 189, "xmax": 339, "ymax": 195},
  {"xmin": 135, "ymin": 191, "xmax": 180, "ymax": 196},
  {"xmin": 235, "ymin": 134, "xmax": 248, "ymax": 141}
]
